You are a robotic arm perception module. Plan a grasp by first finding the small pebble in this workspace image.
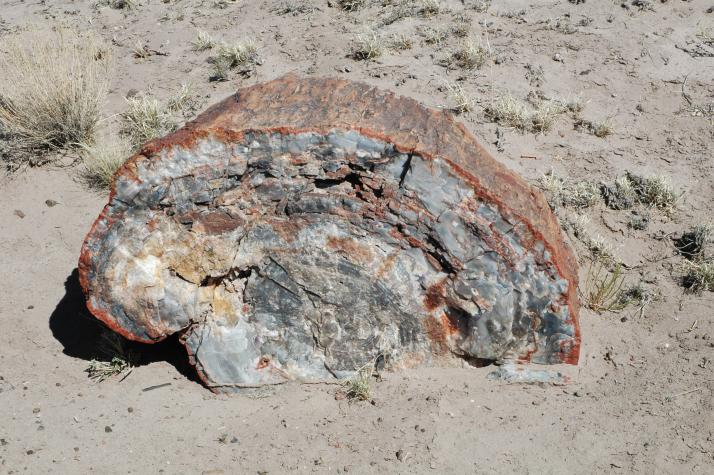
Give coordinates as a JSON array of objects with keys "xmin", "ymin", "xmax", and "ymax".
[
  {"xmin": 104, "ymin": 426, "xmax": 112, "ymax": 433},
  {"xmin": 45, "ymin": 199, "xmax": 58, "ymax": 207},
  {"xmin": 13, "ymin": 210, "xmax": 25, "ymax": 218}
]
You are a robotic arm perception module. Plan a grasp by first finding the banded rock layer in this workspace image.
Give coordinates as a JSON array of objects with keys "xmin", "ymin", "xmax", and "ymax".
[{"xmin": 79, "ymin": 75, "xmax": 580, "ymax": 392}]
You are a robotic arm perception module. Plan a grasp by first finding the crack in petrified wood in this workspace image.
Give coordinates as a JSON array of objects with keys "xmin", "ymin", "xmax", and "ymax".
[{"xmin": 79, "ymin": 75, "xmax": 580, "ymax": 392}]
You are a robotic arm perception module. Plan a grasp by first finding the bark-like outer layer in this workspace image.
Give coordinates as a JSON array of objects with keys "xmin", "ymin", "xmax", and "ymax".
[{"xmin": 79, "ymin": 74, "xmax": 580, "ymax": 371}]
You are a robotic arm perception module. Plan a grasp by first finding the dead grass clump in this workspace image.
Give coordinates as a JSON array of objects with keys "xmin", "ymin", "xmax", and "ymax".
[
  {"xmin": 272, "ymin": 1, "xmax": 318, "ymax": 15},
  {"xmin": 390, "ymin": 33, "xmax": 413, "ymax": 50},
  {"xmin": 452, "ymin": 37, "xmax": 488, "ymax": 69},
  {"xmin": 485, "ymin": 93, "xmax": 567, "ymax": 134},
  {"xmin": 79, "ymin": 137, "xmax": 131, "ymax": 190},
  {"xmin": 86, "ymin": 331, "xmax": 136, "ymax": 382},
  {"xmin": 539, "ymin": 172, "xmax": 601, "ymax": 210},
  {"xmin": 445, "ymin": 82, "xmax": 474, "ymax": 114},
  {"xmin": 166, "ymin": 82, "xmax": 198, "ymax": 116},
  {"xmin": 207, "ymin": 39, "xmax": 261, "ymax": 80},
  {"xmin": 420, "ymin": 25, "xmax": 448, "ymax": 45},
  {"xmin": 0, "ymin": 30, "xmax": 110, "ymax": 160},
  {"xmin": 343, "ymin": 370, "xmax": 371, "ymax": 401},
  {"xmin": 191, "ymin": 31, "xmax": 216, "ymax": 51},
  {"xmin": 602, "ymin": 173, "xmax": 681, "ymax": 212},
  {"xmin": 466, "ymin": 0, "xmax": 491, "ymax": 12},
  {"xmin": 122, "ymin": 95, "xmax": 175, "ymax": 148},
  {"xmin": 637, "ymin": 174, "xmax": 680, "ymax": 210},
  {"xmin": 120, "ymin": 84, "xmax": 199, "ymax": 148},
  {"xmin": 485, "ymin": 94, "xmax": 531, "ymax": 131},
  {"xmin": 586, "ymin": 261, "xmax": 627, "ymax": 312},
  {"xmin": 351, "ymin": 31, "xmax": 384, "ymax": 60},
  {"xmin": 419, "ymin": 0, "xmax": 441, "ymax": 16},
  {"xmin": 338, "ymin": 0, "xmax": 368, "ymax": 11},
  {"xmin": 97, "ymin": 0, "xmax": 136, "ymax": 9},
  {"xmin": 575, "ymin": 118, "xmax": 613, "ymax": 137},
  {"xmin": 682, "ymin": 260, "xmax": 714, "ymax": 293},
  {"xmin": 451, "ymin": 15, "xmax": 471, "ymax": 37},
  {"xmin": 217, "ymin": 39, "xmax": 260, "ymax": 67},
  {"xmin": 601, "ymin": 175, "xmax": 637, "ymax": 210}
]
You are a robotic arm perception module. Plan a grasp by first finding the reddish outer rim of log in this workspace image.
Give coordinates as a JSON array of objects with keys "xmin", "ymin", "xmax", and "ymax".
[{"xmin": 78, "ymin": 74, "xmax": 581, "ymax": 365}]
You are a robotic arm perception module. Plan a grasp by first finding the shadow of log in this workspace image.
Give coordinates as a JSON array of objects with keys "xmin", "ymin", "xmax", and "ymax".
[{"xmin": 49, "ymin": 268, "xmax": 199, "ymax": 384}]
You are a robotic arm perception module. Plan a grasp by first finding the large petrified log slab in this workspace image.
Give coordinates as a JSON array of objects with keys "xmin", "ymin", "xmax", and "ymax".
[{"xmin": 79, "ymin": 75, "xmax": 580, "ymax": 392}]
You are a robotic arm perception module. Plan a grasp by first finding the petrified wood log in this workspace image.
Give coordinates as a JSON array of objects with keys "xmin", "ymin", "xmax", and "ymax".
[{"xmin": 79, "ymin": 75, "xmax": 580, "ymax": 392}]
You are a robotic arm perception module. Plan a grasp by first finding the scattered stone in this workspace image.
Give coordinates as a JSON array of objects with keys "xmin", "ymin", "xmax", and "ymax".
[
  {"xmin": 79, "ymin": 75, "xmax": 581, "ymax": 392},
  {"xmin": 396, "ymin": 449, "xmax": 407, "ymax": 462},
  {"xmin": 104, "ymin": 426, "xmax": 112, "ymax": 433},
  {"xmin": 44, "ymin": 199, "xmax": 58, "ymax": 207},
  {"xmin": 13, "ymin": 209, "xmax": 25, "ymax": 218}
]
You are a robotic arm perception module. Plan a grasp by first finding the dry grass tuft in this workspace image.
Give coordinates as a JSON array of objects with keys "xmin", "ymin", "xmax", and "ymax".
[
  {"xmin": 452, "ymin": 37, "xmax": 489, "ymax": 69},
  {"xmin": 343, "ymin": 370, "xmax": 371, "ymax": 401},
  {"xmin": 390, "ymin": 33, "xmax": 413, "ymax": 50},
  {"xmin": 97, "ymin": 0, "xmax": 137, "ymax": 10},
  {"xmin": 602, "ymin": 172, "xmax": 681, "ymax": 213},
  {"xmin": 216, "ymin": 39, "xmax": 260, "ymax": 67},
  {"xmin": 120, "ymin": 84, "xmax": 198, "ymax": 148},
  {"xmin": 637, "ymin": 174, "xmax": 680, "ymax": 211},
  {"xmin": 79, "ymin": 136, "xmax": 131, "ymax": 190},
  {"xmin": 575, "ymin": 118, "xmax": 613, "ymax": 137},
  {"xmin": 352, "ymin": 31, "xmax": 384, "ymax": 60},
  {"xmin": 586, "ymin": 261, "xmax": 627, "ymax": 312},
  {"xmin": 166, "ymin": 82, "xmax": 197, "ymax": 114},
  {"xmin": 682, "ymin": 260, "xmax": 714, "ymax": 293},
  {"xmin": 191, "ymin": 30, "xmax": 216, "ymax": 51},
  {"xmin": 466, "ymin": 0, "xmax": 491, "ymax": 12},
  {"xmin": 0, "ymin": 30, "xmax": 110, "ymax": 161},
  {"xmin": 601, "ymin": 175, "xmax": 637, "ymax": 210},
  {"xmin": 485, "ymin": 93, "xmax": 567, "ymax": 134},
  {"xmin": 539, "ymin": 172, "xmax": 601, "ymax": 210},
  {"xmin": 420, "ymin": 25, "xmax": 448, "ymax": 45},
  {"xmin": 121, "ymin": 95, "xmax": 175, "ymax": 148},
  {"xmin": 445, "ymin": 82, "xmax": 474, "ymax": 114},
  {"xmin": 338, "ymin": 0, "xmax": 368, "ymax": 11},
  {"xmin": 419, "ymin": 0, "xmax": 441, "ymax": 16},
  {"xmin": 451, "ymin": 15, "xmax": 471, "ymax": 37},
  {"xmin": 85, "ymin": 331, "xmax": 137, "ymax": 382}
]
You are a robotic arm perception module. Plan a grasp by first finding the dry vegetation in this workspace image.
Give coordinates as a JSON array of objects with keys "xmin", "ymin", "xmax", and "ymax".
[
  {"xmin": 0, "ymin": 29, "xmax": 110, "ymax": 164},
  {"xmin": 79, "ymin": 137, "xmax": 131, "ymax": 190}
]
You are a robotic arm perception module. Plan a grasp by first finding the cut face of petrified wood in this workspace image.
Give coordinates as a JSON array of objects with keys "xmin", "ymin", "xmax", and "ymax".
[{"xmin": 79, "ymin": 75, "xmax": 580, "ymax": 392}]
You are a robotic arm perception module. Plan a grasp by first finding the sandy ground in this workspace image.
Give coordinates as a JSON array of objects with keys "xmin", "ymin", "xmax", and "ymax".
[{"xmin": 1, "ymin": 0, "xmax": 713, "ymax": 473}]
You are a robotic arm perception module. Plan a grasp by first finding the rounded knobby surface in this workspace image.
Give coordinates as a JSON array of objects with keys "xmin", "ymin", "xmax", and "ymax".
[{"xmin": 79, "ymin": 75, "xmax": 580, "ymax": 392}]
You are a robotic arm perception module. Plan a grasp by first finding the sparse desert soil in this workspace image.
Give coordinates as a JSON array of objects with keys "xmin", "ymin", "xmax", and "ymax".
[{"xmin": 1, "ymin": 0, "xmax": 713, "ymax": 473}]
